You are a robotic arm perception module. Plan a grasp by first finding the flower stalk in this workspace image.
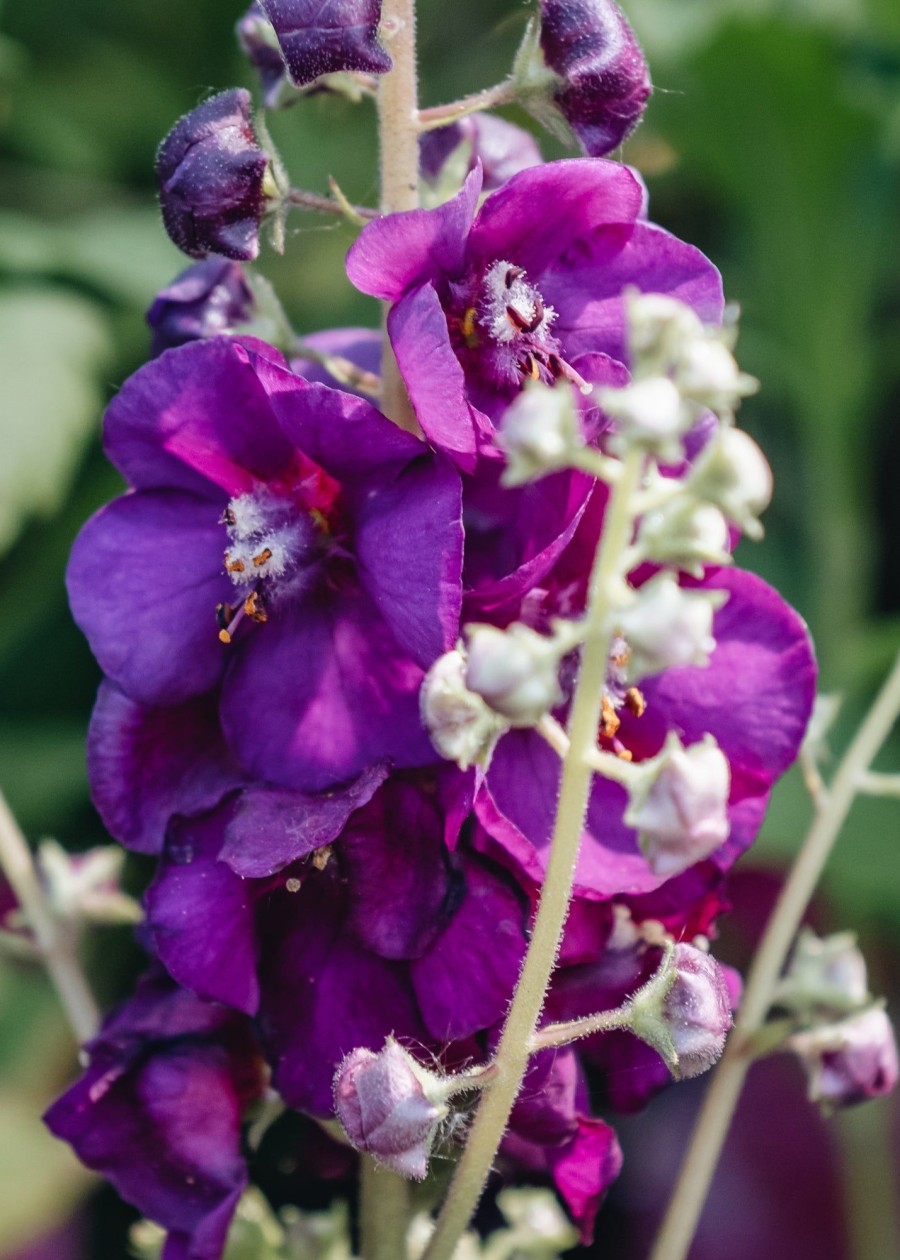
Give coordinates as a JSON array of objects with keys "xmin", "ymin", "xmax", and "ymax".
[
  {"xmin": 649, "ymin": 646, "xmax": 900, "ymax": 1260},
  {"xmin": 0, "ymin": 790, "xmax": 99, "ymax": 1045},
  {"xmin": 359, "ymin": 1154, "xmax": 412, "ymax": 1260},
  {"xmin": 422, "ymin": 448, "xmax": 646, "ymax": 1260}
]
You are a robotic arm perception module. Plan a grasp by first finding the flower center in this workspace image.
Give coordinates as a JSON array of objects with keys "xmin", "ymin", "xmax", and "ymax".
[
  {"xmin": 599, "ymin": 634, "xmax": 646, "ymax": 759},
  {"xmin": 216, "ymin": 488, "xmax": 321, "ymax": 643}
]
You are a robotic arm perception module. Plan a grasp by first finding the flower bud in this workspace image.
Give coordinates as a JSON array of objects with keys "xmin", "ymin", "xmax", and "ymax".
[
  {"xmin": 636, "ymin": 497, "xmax": 731, "ymax": 576},
  {"xmin": 624, "ymin": 733, "xmax": 730, "ymax": 878},
  {"xmin": 465, "ymin": 623, "xmax": 565, "ymax": 727},
  {"xmin": 534, "ymin": 0, "xmax": 652, "ymax": 157},
  {"xmin": 420, "ymin": 113, "xmax": 542, "ymax": 196},
  {"xmin": 685, "ymin": 427, "xmax": 773, "ymax": 540},
  {"xmin": 420, "ymin": 649, "xmax": 506, "ymax": 770},
  {"xmin": 146, "ymin": 259, "xmax": 257, "ymax": 357},
  {"xmin": 625, "ymin": 291, "xmax": 705, "ymax": 370},
  {"xmin": 616, "ymin": 573, "xmax": 727, "ymax": 679},
  {"xmin": 599, "ymin": 376, "xmax": 690, "ymax": 463},
  {"xmin": 258, "ymin": 0, "xmax": 390, "ymax": 88},
  {"xmin": 790, "ymin": 1007, "xmax": 899, "ymax": 1111},
  {"xmin": 37, "ymin": 841, "xmax": 142, "ymax": 927},
  {"xmin": 675, "ymin": 336, "xmax": 758, "ymax": 415},
  {"xmin": 630, "ymin": 943, "xmax": 733, "ymax": 1079},
  {"xmin": 497, "ymin": 382, "xmax": 583, "ymax": 486},
  {"xmin": 236, "ymin": 4, "xmax": 290, "ymax": 109},
  {"xmin": 775, "ymin": 929, "xmax": 870, "ymax": 1018},
  {"xmin": 156, "ymin": 89, "xmax": 275, "ymax": 261},
  {"xmin": 333, "ymin": 1039, "xmax": 447, "ymax": 1179}
]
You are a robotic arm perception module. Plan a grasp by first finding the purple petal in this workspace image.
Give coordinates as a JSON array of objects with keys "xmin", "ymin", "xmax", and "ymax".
[
  {"xmin": 219, "ymin": 763, "xmax": 389, "ymax": 877},
  {"xmin": 146, "ymin": 804, "xmax": 262, "ymax": 1015},
  {"xmin": 87, "ymin": 683, "xmax": 244, "ymax": 854},
  {"xmin": 104, "ymin": 338, "xmax": 294, "ymax": 498},
  {"xmin": 420, "ymin": 113, "xmax": 543, "ymax": 191},
  {"xmin": 67, "ymin": 491, "xmax": 232, "ymax": 707},
  {"xmin": 355, "ymin": 450, "xmax": 463, "ymax": 665},
  {"xmin": 290, "ymin": 326, "xmax": 382, "ymax": 397},
  {"xmin": 387, "ymin": 285, "xmax": 479, "ymax": 471},
  {"xmin": 258, "ymin": 0, "xmax": 391, "ymax": 87},
  {"xmin": 346, "ymin": 166, "xmax": 482, "ymax": 301},
  {"xmin": 221, "ymin": 586, "xmax": 431, "ymax": 791},
  {"xmin": 466, "ymin": 159, "xmax": 643, "ymax": 279},
  {"xmin": 410, "ymin": 854, "xmax": 527, "ymax": 1041},
  {"xmin": 548, "ymin": 221, "xmax": 724, "ymax": 363}
]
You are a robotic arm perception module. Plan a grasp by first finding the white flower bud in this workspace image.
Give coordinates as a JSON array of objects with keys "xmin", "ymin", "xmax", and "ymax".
[
  {"xmin": 625, "ymin": 290, "xmax": 705, "ymax": 368},
  {"xmin": 686, "ymin": 427, "xmax": 773, "ymax": 540},
  {"xmin": 675, "ymin": 337, "xmax": 758, "ymax": 414},
  {"xmin": 637, "ymin": 497, "xmax": 731, "ymax": 576},
  {"xmin": 497, "ymin": 381, "xmax": 583, "ymax": 486},
  {"xmin": 616, "ymin": 573, "xmax": 728, "ymax": 679},
  {"xmin": 624, "ymin": 732, "xmax": 731, "ymax": 877},
  {"xmin": 420, "ymin": 649, "xmax": 506, "ymax": 770},
  {"xmin": 465, "ymin": 623, "xmax": 564, "ymax": 726},
  {"xmin": 599, "ymin": 376, "xmax": 690, "ymax": 463},
  {"xmin": 775, "ymin": 929, "xmax": 870, "ymax": 1017},
  {"xmin": 789, "ymin": 1007, "xmax": 899, "ymax": 1111},
  {"xmin": 629, "ymin": 942, "xmax": 733, "ymax": 1080}
]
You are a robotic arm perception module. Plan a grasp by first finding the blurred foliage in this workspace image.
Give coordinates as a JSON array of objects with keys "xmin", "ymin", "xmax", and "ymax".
[{"xmin": 0, "ymin": 0, "xmax": 899, "ymax": 1256}]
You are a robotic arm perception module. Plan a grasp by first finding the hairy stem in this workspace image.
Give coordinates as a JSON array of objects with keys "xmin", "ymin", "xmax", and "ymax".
[
  {"xmin": 376, "ymin": 0, "xmax": 421, "ymax": 434},
  {"xmin": 0, "ymin": 791, "xmax": 99, "ymax": 1045},
  {"xmin": 422, "ymin": 450, "xmax": 645, "ymax": 1260},
  {"xmin": 286, "ymin": 188, "xmax": 378, "ymax": 220},
  {"xmin": 649, "ymin": 647, "xmax": 900, "ymax": 1260},
  {"xmin": 417, "ymin": 81, "xmax": 517, "ymax": 131},
  {"xmin": 359, "ymin": 1155, "xmax": 411, "ymax": 1260}
]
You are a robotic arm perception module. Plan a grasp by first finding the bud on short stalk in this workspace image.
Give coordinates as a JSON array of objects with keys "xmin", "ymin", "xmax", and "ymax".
[
  {"xmin": 685, "ymin": 427, "xmax": 773, "ymax": 540},
  {"xmin": 465, "ymin": 623, "xmax": 566, "ymax": 727},
  {"xmin": 774, "ymin": 929, "xmax": 870, "ymax": 1018},
  {"xmin": 636, "ymin": 496, "xmax": 731, "ymax": 576},
  {"xmin": 420, "ymin": 649, "xmax": 506, "ymax": 770},
  {"xmin": 789, "ymin": 1007, "xmax": 899, "ymax": 1111},
  {"xmin": 497, "ymin": 382, "xmax": 584, "ymax": 486},
  {"xmin": 599, "ymin": 376, "xmax": 690, "ymax": 464},
  {"xmin": 630, "ymin": 942, "xmax": 733, "ymax": 1079},
  {"xmin": 615, "ymin": 573, "xmax": 727, "ymax": 679},
  {"xmin": 624, "ymin": 732, "xmax": 731, "ymax": 877},
  {"xmin": 625, "ymin": 291, "xmax": 706, "ymax": 371}
]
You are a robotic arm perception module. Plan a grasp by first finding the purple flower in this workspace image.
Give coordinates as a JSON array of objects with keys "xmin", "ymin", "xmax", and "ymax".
[
  {"xmin": 537, "ymin": 0, "xmax": 652, "ymax": 157},
  {"xmin": 420, "ymin": 114, "xmax": 543, "ymax": 193},
  {"xmin": 66, "ymin": 337, "xmax": 463, "ymax": 791},
  {"xmin": 346, "ymin": 160, "xmax": 722, "ymax": 467},
  {"xmin": 236, "ymin": 4, "xmax": 290, "ymax": 108},
  {"xmin": 791, "ymin": 1007, "xmax": 899, "ymax": 1110},
  {"xmin": 147, "ymin": 260, "xmax": 257, "ymax": 357},
  {"xmin": 257, "ymin": 0, "xmax": 390, "ymax": 87},
  {"xmin": 156, "ymin": 90, "xmax": 272, "ymax": 262},
  {"xmin": 474, "ymin": 567, "xmax": 816, "ymax": 902},
  {"xmin": 44, "ymin": 972, "xmax": 263, "ymax": 1260}
]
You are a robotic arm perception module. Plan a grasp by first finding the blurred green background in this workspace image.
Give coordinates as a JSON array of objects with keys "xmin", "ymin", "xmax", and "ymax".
[{"xmin": 0, "ymin": 0, "xmax": 899, "ymax": 1255}]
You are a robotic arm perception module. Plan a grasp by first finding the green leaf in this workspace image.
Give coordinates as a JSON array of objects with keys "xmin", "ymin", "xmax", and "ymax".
[{"xmin": 0, "ymin": 287, "xmax": 111, "ymax": 555}]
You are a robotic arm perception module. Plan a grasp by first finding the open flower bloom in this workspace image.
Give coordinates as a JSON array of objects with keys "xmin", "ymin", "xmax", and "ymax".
[
  {"xmin": 44, "ymin": 973, "xmax": 264, "ymax": 1260},
  {"xmin": 67, "ymin": 337, "xmax": 463, "ymax": 791},
  {"xmin": 346, "ymin": 159, "xmax": 722, "ymax": 469}
]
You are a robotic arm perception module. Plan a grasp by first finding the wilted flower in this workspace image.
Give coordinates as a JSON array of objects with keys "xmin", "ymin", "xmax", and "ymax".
[{"xmin": 156, "ymin": 89, "xmax": 274, "ymax": 261}]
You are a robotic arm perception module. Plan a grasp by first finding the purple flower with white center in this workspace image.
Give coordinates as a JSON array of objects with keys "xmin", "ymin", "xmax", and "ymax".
[
  {"xmin": 420, "ymin": 113, "xmax": 543, "ymax": 193},
  {"xmin": 147, "ymin": 260, "xmax": 257, "ymax": 357},
  {"xmin": 474, "ymin": 568, "xmax": 816, "ymax": 902},
  {"xmin": 257, "ymin": 0, "xmax": 390, "ymax": 87},
  {"xmin": 66, "ymin": 337, "xmax": 463, "ymax": 791},
  {"xmin": 156, "ymin": 90, "xmax": 273, "ymax": 262},
  {"xmin": 536, "ymin": 0, "xmax": 652, "ymax": 157},
  {"xmin": 142, "ymin": 771, "xmax": 528, "ymax": 1115},
  {"xmin": 44, "ymin": 972, "xmax": 264, "ymax": 1260},
  {"xmin": 346, "ymin": 159, "xmax": 722, "ymax": 469}
]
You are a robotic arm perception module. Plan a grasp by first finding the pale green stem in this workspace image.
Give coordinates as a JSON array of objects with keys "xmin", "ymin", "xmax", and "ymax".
[
  {"xmin": 857, "ymin": 771, "xmax": 900, "ymax": 799},
  {"xmin": 286, "ymin": 188, "xmax": 377, "ymax": 221},
  {"xmin": 530, "ymin": 1005, "xmax": 634, "ymax": 1052},
  {"xmin": 422, "ymin": 449, "xmax": 646, "ymax": 1260},
  {"xmin": 536, "ymin": 713, "xmax": 637, "ymax": 786},
  {"xmin": 417, "ymin": 80, "xmax": 518, "ymax": 131},
  {"xmin": 649, "ymin": 647, "xmax": 900, "ymax": 1260},
  {"xmin": 0, "ymin": 790, "xmax": 99, "ymax": 1045},
  {"xmin": 359, "ymin": 1154, "xmax": 411, "ymax": 1260},
  {"xmin": 376, "ymin": 0, "xmax": 421, "ymax": 435},
  {"xmin": 570, "ymin": 447, "xmax": 624, "ymax": 486}
]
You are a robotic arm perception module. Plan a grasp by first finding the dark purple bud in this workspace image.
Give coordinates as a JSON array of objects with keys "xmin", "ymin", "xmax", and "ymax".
[
  {"xmin": 333, "ymin": 1039, "xmax": 447, "ymax": 1179},
  {"xmin": 258, "ymin": 0, "xmax": 391, "ymax": 88},
  {"xmin": 156, "ymin": 89, "xmax": 273, "ymax": 261},
  {"xmin": 146, "ymin": 259, "xmax": 257, "ymax": 357},
  {"xmin": 420, "ymin": 113, "xmax": 542, "ymax": 193},
  {"xmin": 539, "ymin": 0, "xmax": 651, "ymax": 157},
  {"xmin": 236, "ymin": 3, "xmax": 290, "ymax": 108},
  {"xmin": 791, "ymin": 1008, "xmax": 899, "ymax": 1110}
]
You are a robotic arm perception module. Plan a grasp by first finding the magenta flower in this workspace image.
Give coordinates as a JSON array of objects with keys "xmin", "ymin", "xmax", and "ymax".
[
  {"xmin": 346, "ymin": 159, "xmax": 721, "ymax": 467},
  {"xmin": 156, "ymin": 90, "xmax": 271, "ymax": 262},
  {"xmin": 67, "ymin": 337, "xmax": 463, "ymax": 791},
  {"xmin": 44, "ymin": 973, "xmax": 263, "ymax": 1260},
  {"xmin": 258, "ymin": 0, "xmax": 390, "ymax": 87}
]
